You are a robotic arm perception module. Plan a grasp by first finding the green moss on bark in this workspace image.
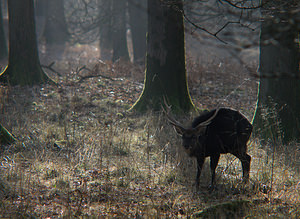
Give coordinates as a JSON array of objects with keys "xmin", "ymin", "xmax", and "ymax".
[{"xmin": 0, "ymin": 124, "xmax": 15, "ymax": 144}]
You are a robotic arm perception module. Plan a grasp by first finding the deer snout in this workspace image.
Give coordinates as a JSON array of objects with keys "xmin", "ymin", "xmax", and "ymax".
[{"xmin": 183, "ymin": 143, "xmax": 192, "ymax": 150}]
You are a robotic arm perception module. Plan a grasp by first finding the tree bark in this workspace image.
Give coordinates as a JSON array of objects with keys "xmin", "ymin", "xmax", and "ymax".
[
  {"xmin": 0, "ymin": 0, "xmax": 50, "ymax": 85},
  {"xmin": 128, "ymin": 0, "xmax": 147, "ymax": 64},
  {"xmin": 253, "ymin": 2, "xmax": 300, "ymax": 143},
  {"xmin": 131, "ymin": 0, "xmax": 194, "ymax": 113}
]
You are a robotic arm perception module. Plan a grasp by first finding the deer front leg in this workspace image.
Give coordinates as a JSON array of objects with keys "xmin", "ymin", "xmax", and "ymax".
[
  {"xmin": 196, "ymin": 156, "xmax": 205, "ymax": 187},
  {"xmin": 210, "ymin": 154, "xmax": 220, "ymax": 188}
]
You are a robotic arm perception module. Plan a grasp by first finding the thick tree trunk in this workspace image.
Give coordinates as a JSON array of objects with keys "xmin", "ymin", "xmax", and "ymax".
[
  {"xmin": 0, "ymin": 2, "xmax": 7, "ymax": 60},
  {"xmin": 128, "ymin": 0, "xmax": 147, "ymax": 64},
  {"xmin": 0, "ymin": 0, "xmax": 50, "ymax": 85},
  {"xmin": 112, "ymin": 0, "xmax": 129, "ymax": 62},
  {"xmin": 131, "ymin": 0, "xmax": 194, "ymax": 112},
  {"xmin": 253, "ymin": 4, "xmax": 300, "ymax": 143}
]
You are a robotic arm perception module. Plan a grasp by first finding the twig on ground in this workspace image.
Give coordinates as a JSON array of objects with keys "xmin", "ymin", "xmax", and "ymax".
[
  {"xmin": 77, "ymin": 65, "xmax": 114, "ymax": 83},
  {"xmin": 41, "ymin": 62, "xmax": 62, "ymax": 76}
]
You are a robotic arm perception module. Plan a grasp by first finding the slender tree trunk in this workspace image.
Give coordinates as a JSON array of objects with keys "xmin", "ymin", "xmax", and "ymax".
[
  {"xmin": 112, "ymin": 0, "xmax": 129, "ymax": 62},
  {"xmin": 0, "ymin": 2, "xmax": 7, "ymax": 60},
  {"xmin": 99, "ymin": 0, "xmax": 113, "ymax": 60},
  {"xmin": 35, "ymin": 0, "xmax": 46, "ymax": 17},
  {"xmin": 34, "ymin": 0, "xmax": 47, "ymax": 40},
  {"xmin": 42, "ymin": 0, "xmax": 69, "ymax": 45},
  {"xmin": 131, "ymin": 0, "xmax": 194, "ymax": 112},
  {"xmin": 99, "ymin": 0, "xmax": 112, "ymax": 61},
  {"xmin": 253, "ymin": 3, "xmax": 300, "ymax": 143},
  {"xmin": 128, "ymin": 0, "xmax": 147, "ymax": 64},
  {"xmin": 0, "ymin": 0, "xmax": 50, "ymax": 85}
]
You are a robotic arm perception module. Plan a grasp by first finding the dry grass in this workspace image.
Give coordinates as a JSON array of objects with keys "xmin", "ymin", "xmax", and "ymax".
[{"xmin": 0, "ymin": 46, "xmax": 299, "ymax": 218}]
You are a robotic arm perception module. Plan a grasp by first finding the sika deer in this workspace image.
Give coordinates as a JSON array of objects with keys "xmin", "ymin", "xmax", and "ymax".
[{"xmin": 164, "ymin": 106, "xmax": 252, "ymax": 188}]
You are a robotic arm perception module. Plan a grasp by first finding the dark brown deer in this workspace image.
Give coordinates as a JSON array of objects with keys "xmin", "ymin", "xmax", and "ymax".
[{"xmin": 164, "ymin": 105, "xmax": 252, "ymax": 188}]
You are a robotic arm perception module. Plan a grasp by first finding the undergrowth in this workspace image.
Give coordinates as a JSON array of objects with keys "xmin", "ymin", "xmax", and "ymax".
[{"xmin": 0, "ymin": 58, "xmax": 299, "ymax": 218}]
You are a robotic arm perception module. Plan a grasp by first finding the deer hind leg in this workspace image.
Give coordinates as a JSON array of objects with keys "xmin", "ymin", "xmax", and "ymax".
[
  {"xmin": 237, "ymin": 152, "xmax": 251, "ymax": 182},
  {"xmin": 242, "ymin": 153, "xmax": 251, "ymax": 182}
]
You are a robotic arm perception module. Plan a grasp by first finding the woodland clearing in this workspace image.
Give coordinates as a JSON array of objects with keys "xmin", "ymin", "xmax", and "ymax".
[{"xmin": 0, "ymin": 44, "xmax": 299, "ymax": 218}]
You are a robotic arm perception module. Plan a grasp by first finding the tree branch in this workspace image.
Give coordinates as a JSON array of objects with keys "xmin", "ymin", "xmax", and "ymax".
[
  {"xmin": 182, "ymin": 10, "xmax": 228, "ymax": 44},
  {"xmin": 219, "ymin": 0, "xmax": 263, "ymax": 10}
]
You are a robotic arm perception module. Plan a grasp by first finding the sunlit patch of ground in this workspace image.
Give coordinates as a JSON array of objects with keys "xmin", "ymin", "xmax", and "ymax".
[{"xmin": 0, "ymin": 45, "xmax": 299, "ymax": 218}]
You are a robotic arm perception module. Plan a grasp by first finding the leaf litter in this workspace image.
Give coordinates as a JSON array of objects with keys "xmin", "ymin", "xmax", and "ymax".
[{"xmin": 0, "ymin": 45, "xmax": 299, "ymax": 218}]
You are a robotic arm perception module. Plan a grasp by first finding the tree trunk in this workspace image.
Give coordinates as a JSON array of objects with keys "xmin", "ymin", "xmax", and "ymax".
[
  {"xmin": 253, "ymin": 3, "xmax": 300, "ymax": 143},
  {"xmin": 0, "ymin": 2, "xmax": 7, "ymax": 60},
  {"xmin": 42, "ymin": 0, "xmax": 69, "ymax": 45},
  {"xmin": 131, "ymin": 0, "xmax": 194, "ymax": 113},
  {"xmin": 99, "ymin": 0, "xmax": 113, "ymax": 61},
  {"xmin": 112, "ymin": 0, "xmax": 129, "ymax": 62},
  {"xmin": 128, "ymin": 0, "xmax": 147, "ymax": 64},
  {"xmin": 0, "ymin": 0, "xmax": 50, "ymax": 86}
]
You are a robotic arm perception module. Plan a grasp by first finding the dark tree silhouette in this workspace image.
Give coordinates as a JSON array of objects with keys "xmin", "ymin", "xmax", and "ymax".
[
  {"xmin": 131, "ymin": 0, "xmax": 194, "ymax": 112},
  {"xmin": 0, "ymin": 0, "xmax": 50, "ymax": 85},
  {"xmin": 112, "ymin": 0, "xmax": 129, "ymax": 62},
  {"xmin": 128, "ymin": 0, "xmax": 147, "ymax": 64},
  {"xmin": 42, "ymin": 0, "xmax": 69, "ymax": 45},
  {"xmin": 99, "ymin": 0, "xmax": 113, "ymax": 60},
  {"xmin": 253, "ymin": 1, "xmax": 300, "ymax": 143}
]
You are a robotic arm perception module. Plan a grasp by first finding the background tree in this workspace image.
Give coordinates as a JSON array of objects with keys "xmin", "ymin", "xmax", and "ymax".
[
  {"xmin": 112, "ymin": 0, "xmax": 129, "ymax": 62},
  {"xmin": 65, "ymin": 0, "xmax": 131, "ymax": 63},
  {"xmin": 0, "ymin": 0, "xmax": 50, "ymax": 85},
  {"xmin": 131, "ymin": 0, "xmax": 194, "ymax": 112},
  {"xmin": 253, "ymin": 1, "xmax": 300, "ymax": 143},
  {"xmin": 0, "ymin": 2, "xmax": 7, "ymax": 60},
  {"xmin": 34, "ymin": 0, "xmax": 46, "ymax": 39},
  {"xmin": 65, "ymin": 0, "xmax": 99, "ymax": 44},
  {"xmin": 128, "ymin": 0, "xmax": 147, "ymax": 64},
  {"xmin": 99, "ymin": 0, "xmax": 113, "ymax": 60},
  {"xmin": 42, "ymin": 0, "xmax": 69, "ymax": 45}
]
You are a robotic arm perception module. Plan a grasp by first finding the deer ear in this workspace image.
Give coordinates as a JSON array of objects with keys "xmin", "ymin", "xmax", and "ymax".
[{"xmin": 173, "ymin": 125, "xmax": 185, "ymax": 136}]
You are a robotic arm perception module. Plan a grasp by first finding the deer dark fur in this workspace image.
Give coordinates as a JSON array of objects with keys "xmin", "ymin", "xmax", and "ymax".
[{"xmin": 169, "ymin": 108, "xmax": 252, "ymax": 188}]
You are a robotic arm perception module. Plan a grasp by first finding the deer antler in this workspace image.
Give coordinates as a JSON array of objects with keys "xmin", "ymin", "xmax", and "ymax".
[
  {"xmin": 194, "ymin": 108, "xmax": 219, "ymax": 128},
  {"xmin": 162, "ymin": 97, "xmax": 186, "ymax": 129}
]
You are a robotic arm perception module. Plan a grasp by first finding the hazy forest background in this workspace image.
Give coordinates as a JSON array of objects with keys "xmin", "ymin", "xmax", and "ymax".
[{"xmin": 0, "ymin": 0, "xmax": 299, "ymax": 217}]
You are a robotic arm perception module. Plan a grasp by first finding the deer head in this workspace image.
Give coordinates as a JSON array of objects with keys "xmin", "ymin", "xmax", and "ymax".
[{"xmin": 162, "ymin": 98, "xmax": 218, "ymax": 156}]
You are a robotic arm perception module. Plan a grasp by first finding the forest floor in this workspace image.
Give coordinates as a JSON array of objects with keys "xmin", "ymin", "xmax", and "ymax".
[{"xmin": 0, "ymin": 44, "xmax": 299, "ymax": 218}]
